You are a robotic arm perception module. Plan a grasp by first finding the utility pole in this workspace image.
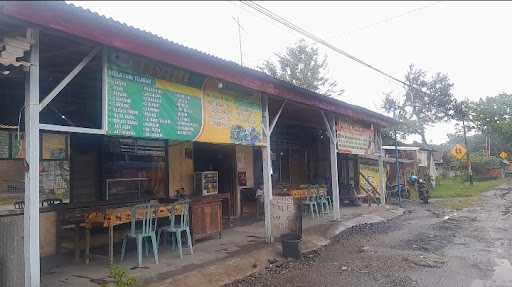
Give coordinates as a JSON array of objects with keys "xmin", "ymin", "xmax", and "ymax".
[
  {"xmin": 233, "ymin": 16, "xmax": 244, "ymax": 66},
  {"xmin": 462, "ymin": 119, "xmax": 473, "ymax": 185},
  {"xmin": 488, "ymin": 135, "xmax": 491, "ymax": 157},
  {"xmin": 393, "ymin": 109, "xmax": 401, "ymax": 207}
]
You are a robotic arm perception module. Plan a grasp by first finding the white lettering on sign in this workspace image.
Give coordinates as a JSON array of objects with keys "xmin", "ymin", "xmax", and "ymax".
[{"xmin": 271, "ymin": 196, "xmax": 299, "ymax": 238}]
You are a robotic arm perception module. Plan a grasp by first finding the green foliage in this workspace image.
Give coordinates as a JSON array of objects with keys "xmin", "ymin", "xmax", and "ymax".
[
  {"xmin": 469, "ymin": 93, "xmax": 512, "ymax": 153},
  {"xmin": 259, "ymin": 39, "xmax": 343, "ymax": 97},
  {"xmin": 383, "ymin": 64, "xmax": 456, "ymax": 144},
  {"xmin": 431, "ymin": 176, "xmax": 505, "ymax": 199},
  {"xmin": 100, "ymin": 266, "xmax": 136, "ymax": 287},
  {"xmin": 470, "ymin": 152, "xmax": 503, "ymax": 180}
]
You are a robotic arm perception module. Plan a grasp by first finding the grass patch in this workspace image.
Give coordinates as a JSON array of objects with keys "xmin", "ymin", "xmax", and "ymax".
[
  {"xmin": 431, "ymin": 177, "xmax": 508, "ymax": 210},
  {"xmin": 434, "ymin": 197, "xmax": 479, "ymax": 210},
  {"xmin": 431, "ymin": 177, "xmax": 507, "ymax": 199}
]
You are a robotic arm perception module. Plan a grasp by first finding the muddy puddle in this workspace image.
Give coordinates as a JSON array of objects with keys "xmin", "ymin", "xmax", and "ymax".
[{"xmin": 471, "ymin": 258, "xmax": 512, "ymax": 287}]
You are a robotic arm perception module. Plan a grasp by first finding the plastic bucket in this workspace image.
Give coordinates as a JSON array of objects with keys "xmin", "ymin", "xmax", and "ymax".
[{"xmin": 281, "ymin": 233, "xmax": 301, "ymax": 259}]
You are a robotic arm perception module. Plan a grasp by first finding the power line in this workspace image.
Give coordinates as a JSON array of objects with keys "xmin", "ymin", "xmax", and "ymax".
[
  {"xmin": 241, "ymin": 1, "xmax": 432, "ymax": 96},
  {"xmin": 345, "ymin": 1, "xmax": 441, "ymax": 36}
]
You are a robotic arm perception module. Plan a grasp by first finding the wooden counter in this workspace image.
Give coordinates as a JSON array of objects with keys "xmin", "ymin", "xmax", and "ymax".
[{"xmin": 190, "ymin": 194, "xmax": 228, "ymax": 243}]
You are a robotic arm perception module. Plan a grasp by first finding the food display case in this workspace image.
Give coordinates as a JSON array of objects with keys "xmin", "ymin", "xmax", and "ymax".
[{"xmin": 194, "ymin": 171, "xmax": 218, "ymax": 196}]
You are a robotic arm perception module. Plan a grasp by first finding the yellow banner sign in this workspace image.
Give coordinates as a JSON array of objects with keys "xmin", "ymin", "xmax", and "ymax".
[
  {"xmin": 359, "ymin": 164, "xmax": 382, "ymax": 195},
  {"xmin": 196, "ymin": 79, "xmax": 264, "ymax": 146}
]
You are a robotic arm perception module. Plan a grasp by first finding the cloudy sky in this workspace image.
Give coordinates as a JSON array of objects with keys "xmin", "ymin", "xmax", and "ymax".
[{"xmin": 70, "ymin": 1, "xmax": 512, "ymax": 144}]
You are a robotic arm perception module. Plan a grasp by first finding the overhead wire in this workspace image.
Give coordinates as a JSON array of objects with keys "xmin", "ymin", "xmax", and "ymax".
[
  {"xmin": 344, "ymin": 1, "xmax": 441, "ymax": 36},
  {"xmin": 240, "ymin": 1, "xmax": 434, "ymax": 97}
]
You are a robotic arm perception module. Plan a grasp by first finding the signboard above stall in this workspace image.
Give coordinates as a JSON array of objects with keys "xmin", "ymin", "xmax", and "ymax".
[
  {"xmin": 336, "ymin": 118, "xmax": 374, "ymax": 155},
  {"xmin": 106, "ymin": 50, "xmax": 263, "ymax": 146},
  {"xmin": 107, "ymin": 51, "xmax": 203, "ymax": 141},
  {"xmin": 196, "ymin": 79, "xmax": 263, "ymax": 145}
]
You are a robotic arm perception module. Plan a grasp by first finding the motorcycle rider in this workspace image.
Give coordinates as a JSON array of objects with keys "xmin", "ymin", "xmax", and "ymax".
[{"xmin": 408, "ymin": 175, "xmax": 429, "ymax": 204}]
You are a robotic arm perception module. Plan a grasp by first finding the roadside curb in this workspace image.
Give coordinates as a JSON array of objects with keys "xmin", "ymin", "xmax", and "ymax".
[
  {"xmin": 147, "ymin": 206, "xmax": 404, "ymax": 287},
  {"xmin": 302, "ymin": 206, "xmax": 404, "ymax": 253}
]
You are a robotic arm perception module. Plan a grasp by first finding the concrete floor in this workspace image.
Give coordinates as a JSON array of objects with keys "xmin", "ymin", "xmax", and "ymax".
[{"xmin": 40, "ymin": 205, "xmax": 386, "ymax": 287}]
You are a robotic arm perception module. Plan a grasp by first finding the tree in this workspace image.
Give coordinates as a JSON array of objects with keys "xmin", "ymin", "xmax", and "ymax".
[
  {"xmin": 436, "ymin": 93, "xmax": 512, "ymax": 158},
  {"xmin": 469, "ymin": 93, "xmax": 512, "ymax": 153},
  {"xmin": 259, "ymin": 39, "xmax": 343, "ymax": 97},
  {"xmin": 383, "ymin": 64, "xmax": 456, "ymax": 144}
]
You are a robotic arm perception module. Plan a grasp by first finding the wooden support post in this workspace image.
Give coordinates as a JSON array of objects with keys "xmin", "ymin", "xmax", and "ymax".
[
  {"xmin": 24, "ymin": 28, "xmax": 40, "ymax": 287},
  {"xmin": 328, "ymin": 116, "xmax": 341, "ymax": 221},
  {"xmin": 261, "ymin": 95, "xmax": 273, "ymax": 243},
  {"xmin": 322, "ymin": 112, "xmax": 340, "ymax": 221},
  {"xmin": 377, "ymin": 130, "xmax": 386, "ymax": 204},
  {"xmin": 101, "ymin": 47, "xmax": 108, "ymax": 132}
]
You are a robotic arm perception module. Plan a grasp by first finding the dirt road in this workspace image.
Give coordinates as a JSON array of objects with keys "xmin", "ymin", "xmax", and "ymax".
[{"xmin": 228, "ymin": 183, "xmax": 512, "ymax": 287}]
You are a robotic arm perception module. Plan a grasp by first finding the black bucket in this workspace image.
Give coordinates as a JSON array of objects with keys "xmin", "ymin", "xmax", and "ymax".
[{"xmin": 281, "ymin": 233, "xmax": 301, "ymax": 259}]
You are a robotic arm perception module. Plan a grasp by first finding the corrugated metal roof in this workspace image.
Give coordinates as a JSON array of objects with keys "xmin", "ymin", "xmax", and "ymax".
[
  {"xmin": 1, "ymin": 1, "xmax": 396, "ymax": 127},
  {"xmin": 382, "ymin": 146, "xmax": 421, "ymax": 151}
]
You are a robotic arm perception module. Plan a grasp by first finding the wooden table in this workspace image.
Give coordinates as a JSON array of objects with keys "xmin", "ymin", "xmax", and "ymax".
[
  {"xmin": 288, "ymin": 186, "xmax": 328, "ymax": 199},
  {"xmin": 83, "ymin": 201, "xmax": 189, "ymax": 265}
]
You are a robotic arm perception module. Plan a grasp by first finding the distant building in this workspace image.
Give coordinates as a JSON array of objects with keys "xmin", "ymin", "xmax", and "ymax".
[{"xmin": 382, "ymin": 146, "xmax": 437, "ymax": 188}]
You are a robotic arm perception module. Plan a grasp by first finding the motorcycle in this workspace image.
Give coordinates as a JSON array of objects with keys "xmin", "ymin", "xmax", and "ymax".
[
  {"xmin": 408, "ymin": 175, "xmax": 429, "ymax": 204},
  {"xmin": 386, "ymin": 183, "xmax": 410, "ymax": 201}
]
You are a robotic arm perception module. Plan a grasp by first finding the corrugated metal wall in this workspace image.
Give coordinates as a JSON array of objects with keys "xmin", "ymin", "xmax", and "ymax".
[{"xmin": 0, "ymin": 214, "xmax": 24, "ymax": 287}]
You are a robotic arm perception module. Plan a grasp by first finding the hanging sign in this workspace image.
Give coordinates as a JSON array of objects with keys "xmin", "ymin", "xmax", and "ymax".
[
  {"xmin": 106, "ymin": 51, "xmax": 203, "ymax": 140},
  {"xmin": 42, "ymin": 134, "xmax": 68, "ymax": 160},
  {"xmin": 106, "ymin": 50, "xmax": 263, "ymax": 145},
  {"xmin": 196, "ymin": 79, "xmax": 263, "ymax": 145},
  {"xmin": 336, "ymin": 118, "xmax": 374, "ymax": 155},
  {"xmin": 450, "ymin": 144, "xmax": 467, "ymax": 160}
]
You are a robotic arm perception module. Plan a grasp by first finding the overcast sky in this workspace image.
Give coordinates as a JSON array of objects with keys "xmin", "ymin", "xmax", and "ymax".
[{"xmin": 70, "ymin": 1, "xmax": 512, "ymax": 144}]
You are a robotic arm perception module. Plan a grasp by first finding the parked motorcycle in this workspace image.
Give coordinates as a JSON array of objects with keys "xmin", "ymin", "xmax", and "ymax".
[
  {"xmin": 408, "ymin": 175, "xmax": 429, "ymax": 204},
  {"xmin": 386, "ymin": 183, "xmax": 410, "ymax": 201}
]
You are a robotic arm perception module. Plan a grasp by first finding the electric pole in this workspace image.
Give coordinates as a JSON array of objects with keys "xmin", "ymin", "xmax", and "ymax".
[
  {"xmin": 233, "ymin": 16, "xmax": 244, "ymax": 67},
  {"xmin": 393, "ymin": 109, "xmax": 401, "ymax": 207},
  {"xmin": 462, "ymin": 119, "xmax": 473, "ymax": 185}
]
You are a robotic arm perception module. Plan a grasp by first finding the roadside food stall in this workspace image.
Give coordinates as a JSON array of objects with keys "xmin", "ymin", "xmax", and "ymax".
[
  {"xmin": 0, "ymin": 3, "xmax": 396, "ymax": 286},
  {"xmin": 335, "ymin": 117, "xmax": 384, "ymax": 205},
  {"xmin": 0, "ymin": 26, "xmax": 266, "ymax": 273},
  {"xmin": 258, "ymin": 99, "xmax": 334, "ymax": 218}
]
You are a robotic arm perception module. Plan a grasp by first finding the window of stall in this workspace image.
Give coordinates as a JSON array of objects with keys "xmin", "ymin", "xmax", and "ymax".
[{"xmin": 102, "ymin": 137, "xmax": 168, "ymax": 201}]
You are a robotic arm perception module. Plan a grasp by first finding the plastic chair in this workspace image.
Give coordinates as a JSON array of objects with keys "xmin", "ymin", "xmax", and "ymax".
[
  {"xmin": 41, "ymin": 198, "xmax": 63, "ymax": 207},
  {"xmin": 158, "ymin": 202, "xmax": 193, "ymax": 259},
  {"xmin": 324, "ymin": 194, "xmax": 334, "ymax": 210},
  {"xmin": 302, "ymin": 195, "xmax": 318, "ymax": 218},
  {"xmin": 13, "ymin": 200, "xmax": 24, "ymax": 209},
  {"xmin": 120, "ymin": 203, "xmax": 159, "ymax": 267},
  {"xmin": 316, "ymin": 194, "xmax": 330, "ymax": 215}
]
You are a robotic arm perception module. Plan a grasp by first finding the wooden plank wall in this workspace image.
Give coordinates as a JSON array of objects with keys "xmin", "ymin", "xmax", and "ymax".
[{"xmin": 169, "ymin": 142, "xmax": 194, "ymax": 197}]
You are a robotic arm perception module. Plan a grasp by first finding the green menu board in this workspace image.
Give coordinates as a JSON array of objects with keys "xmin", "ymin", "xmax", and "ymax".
[{"xmin": 107, "ymin": 52, "xmax": 203, "ymax": 140}]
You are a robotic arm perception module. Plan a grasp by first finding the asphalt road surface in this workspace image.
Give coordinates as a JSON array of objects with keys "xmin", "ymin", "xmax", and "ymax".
[{"xmin": 228, "ymin": 183, "xmax": 512, "ymax": 287}]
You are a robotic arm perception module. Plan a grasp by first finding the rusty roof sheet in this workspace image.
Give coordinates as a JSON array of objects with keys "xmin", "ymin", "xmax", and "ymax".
[{"xmin": 1, "ymin": 1, "xmax": 396, "ymax": 127}]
